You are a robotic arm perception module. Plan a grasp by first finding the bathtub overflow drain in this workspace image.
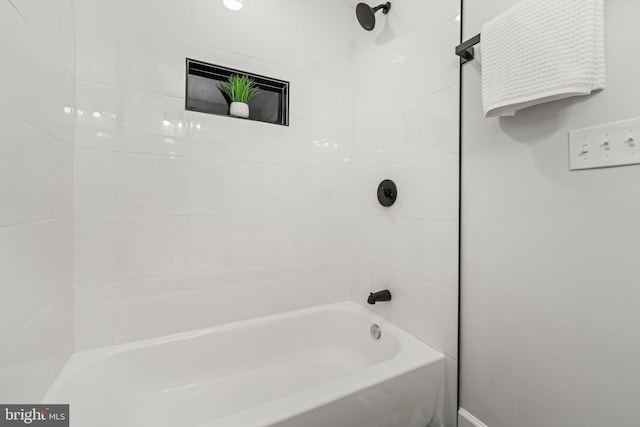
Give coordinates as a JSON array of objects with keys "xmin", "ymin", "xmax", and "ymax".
[{"xmin": 370, "ymin": 324, "xmax": 381, "ymax": 340}]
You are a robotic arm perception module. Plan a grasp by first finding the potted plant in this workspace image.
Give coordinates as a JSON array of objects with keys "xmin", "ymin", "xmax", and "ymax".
[{"xmin": 217, "ymin": 74, "xmax": 261, "ymax": 119}]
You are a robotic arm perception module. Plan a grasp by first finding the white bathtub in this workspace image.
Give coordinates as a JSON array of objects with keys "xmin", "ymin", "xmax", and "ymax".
[{"xmin": 44, "ymin": 302, "xmax": 445, "ymax": 427}]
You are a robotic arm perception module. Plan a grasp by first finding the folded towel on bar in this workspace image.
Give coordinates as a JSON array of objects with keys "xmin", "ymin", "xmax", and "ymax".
[{"xmin": 481, "ymin": 0, "xmax": 605, "ymax": 118}]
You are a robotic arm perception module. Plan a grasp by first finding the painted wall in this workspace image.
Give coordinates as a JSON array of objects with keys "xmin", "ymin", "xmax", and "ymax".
[
  {"xmin": 0, "ymin": 0, "xmax": 75, "ymax": 402},
  {"xmin": 349, "ymin": 1, "xmax": 460, "ymax": 425},
  {"xmin": 72, "ymin": 0, "xmax": 355, "ymax": 350},
  {"xmin": 460, "ymin": 1, "xmax": 640, "ymax": 426}
]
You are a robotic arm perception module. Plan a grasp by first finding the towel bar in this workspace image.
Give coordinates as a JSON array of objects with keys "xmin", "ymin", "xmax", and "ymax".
[{"xmin": 455, "ymin": 34, "xmax": 481, "ymax": 64}]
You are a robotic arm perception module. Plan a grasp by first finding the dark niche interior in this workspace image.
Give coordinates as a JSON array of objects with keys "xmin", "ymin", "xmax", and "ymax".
[{"xmin": 186, "ymin": 58, "xmax": 290, "ymax": 126}]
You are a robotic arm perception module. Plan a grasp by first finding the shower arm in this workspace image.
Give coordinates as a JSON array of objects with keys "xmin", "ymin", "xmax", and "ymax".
[{"xmin": 372, "ymin": 2, "xmax": 391, "ymax": 14}]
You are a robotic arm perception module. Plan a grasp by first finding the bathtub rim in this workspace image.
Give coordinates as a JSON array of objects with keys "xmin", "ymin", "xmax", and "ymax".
[{"xmin": 43, "ymin": 301, "xmax": 445, "ymax": 425}]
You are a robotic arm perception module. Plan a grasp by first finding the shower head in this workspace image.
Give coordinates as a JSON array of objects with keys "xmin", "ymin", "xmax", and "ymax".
[{"xmin": 356, "ymin": 2, "xmax": 391, "ymax": 31}]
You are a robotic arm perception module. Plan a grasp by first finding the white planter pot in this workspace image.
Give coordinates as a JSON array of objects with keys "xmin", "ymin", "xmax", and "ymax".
[{"xmin": 229, "ymin": 102, "xmax": 249, "ymax": 118}]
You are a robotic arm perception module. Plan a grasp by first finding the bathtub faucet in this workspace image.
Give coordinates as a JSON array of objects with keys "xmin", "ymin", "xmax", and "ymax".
[{"xmin": 367, "ymin": 290, "xmax": 392, "ymax": 305}]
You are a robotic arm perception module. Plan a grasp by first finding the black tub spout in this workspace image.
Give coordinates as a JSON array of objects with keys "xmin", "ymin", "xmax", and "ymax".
[{"xmin": 368, "ymin": 290, "xmax": 392, "ymax": 305}]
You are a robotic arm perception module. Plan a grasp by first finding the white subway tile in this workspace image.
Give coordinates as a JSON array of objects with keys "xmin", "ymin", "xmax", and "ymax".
[
  {"xmin": 117, "ymin": 25, "xmax": 186, "ymax": 97},
  {"xmin": 253, "ymin": 0, "xmax": 353, "ymax": 36},
  {"xmin": 122, "ymin": 90, "xmax": 189, "ymax": 157},
  {"xmin": 0, "ymin": 294, "xmax": 71, "ymax": 403},
  {"xmin": 371, "ymin": 20, "xmax": 459, "ymax": 116},
  {"xmin": 361, "ymin": 264, "xmax": 459, "ymax": 358},
  {"xmin": 186, "ymin": 216, "xmax": 233, "ymax": 274},
  {"xmin": 0, "ymin": 112, "xmax": 61, "ymax": 226},
  {"xmin": 1, "ymin": 71, "xmax": 74, "ymax": 144},
  {"xmin": 72, "ymin": 0, "xmax": 119, "ymax": 21},
  {"xmin": 244, "ymin": 265, "xmax": 334, "ymax": 318},
  {"xmin": 353, "ymin": 85, "xmax": 459, "ymax": 167},
  {"xmin": 394, "ymin": 155, "xmax": 459, "ymax": 222},
  {"xmin": 220, "ymin": 162, "xmax": 278, "ymax": 215},
  {"xmin": 75, "ymin": 0, "xmax": 191, "ymax": 40},
  {"xmin": 8, "ymin": 0, "xmax": 58, "ymax": 55},
  {"xmin": 75, "ymin": 149, "xmax": 117, "ymax": 216},
  {"xmin": 0, "ymin": 0, "xmax": 68, "ymax": 79},
  {"xmin": 53, "ymin": 143, "xmax": 74, "ymax": 219},
  {"xmin": 52, "ymin": 290, "xmax": 74, "ymax": 373},
  {"xmin": 56, "ymin": 0, "xmax": 75, "ymax": 74},
  {"xmin": 75, "ymin": 81, "xmax": 125, "ymax": 151},
  {"xmin": 354, "ymin": 215, "xmax": 458, "ymax": 291},
  {"xmin": 188, "ymin": 111, "xmax": 269, "ymax": 163},
  {"xmin": 291, "ymin": 216, "xmax": 335, "ymax": 263},
  {"xmin": 75, "ymin": 13, "xmax": 118, "ymax": 84},
  {"xmin": 328, "ymin": 258, "xmax": 353, "ymax": 302},
  {"xmin": 420, "ymin": 221, "xmax": 459, "ymax": 292},
  {"xmin": 190, "ymin": 0, "xmax": 298, "ymax": 68},
  {"xmin": 291, "ymin": 69, "xmax": 338, "ymax": 123},
  {"xmin": 353, "ymin": 156, "xmax": 459, "ymax": 221},
  {"xmin": 112, "ymin": 275, "xmax": 245, "ymax": 344},
  {"xmin": 187, "ymin": 159, "xmax": 229, "ymax": 215},
  {"xmin": 0, "ymin": 220, "xmax": 72, "ymax": 342},
  {"xmin": 8, "ymin": 0, "xmax": 75, "ymax": 74},
  {"xmin": 116, "ymin": 154, "xmax": 189, "ymax": 216},
  {"xmin": 403, "ymin": 86, "xmax": 460, "ymax": 159},
  {"xmin": 74, "ymin": 284, "xmax": 114, "ymax": 351},
  {"xmin": 74, "ymin": 217, "xmax": 121, "ymax": 285},
  {"xmin": 228, "ymin": 215, "xmax": 295, "ymax": 269},
  {"xmin": 118, "ymin": 216, "xmax": 187, "ymax": 279},
  {"xmin": 296, "ymin": 120, "xmax": 353, "ymax": 170},
  {"xmin": 275, "ymin": 166, "xmax": 333, "ymax": 215}
]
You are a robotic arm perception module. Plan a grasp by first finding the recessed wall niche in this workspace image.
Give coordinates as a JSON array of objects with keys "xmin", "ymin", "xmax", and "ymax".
[{"xmin": 186, "ymin": 58, "xmax": 290, "ymax": 126}]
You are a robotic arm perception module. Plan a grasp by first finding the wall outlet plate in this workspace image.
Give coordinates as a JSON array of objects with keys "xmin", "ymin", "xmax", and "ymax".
[{"xmin": 569, "ymin": 117, "xmax": 640, "ymax": 171}]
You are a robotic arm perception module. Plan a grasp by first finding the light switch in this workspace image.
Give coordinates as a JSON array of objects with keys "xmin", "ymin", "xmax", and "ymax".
[{"xmin": 569, "ymin": 117, "xmax": 640, "ymax": 171}]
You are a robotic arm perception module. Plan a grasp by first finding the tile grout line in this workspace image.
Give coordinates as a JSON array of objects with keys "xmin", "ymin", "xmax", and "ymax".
[{"xmin": 6, "ymin": 0, "xmax": 74, "ymax": 79}]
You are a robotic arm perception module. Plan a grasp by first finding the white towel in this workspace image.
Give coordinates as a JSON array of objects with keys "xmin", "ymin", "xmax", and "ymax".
[{"xmin": 481, "ymin": 0, "xmax": 605, "ymax": 118}]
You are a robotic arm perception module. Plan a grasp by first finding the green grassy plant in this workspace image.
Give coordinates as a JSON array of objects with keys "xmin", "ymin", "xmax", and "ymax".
[{"xmin": 217, "ymin": 74, "xmax": 260, "ymax": 104}]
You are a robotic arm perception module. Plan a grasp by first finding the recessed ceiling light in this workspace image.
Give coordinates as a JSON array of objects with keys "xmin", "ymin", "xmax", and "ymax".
[{"xmin": 223, "ymin": 0, "xmax": 243, "ymax": 11}]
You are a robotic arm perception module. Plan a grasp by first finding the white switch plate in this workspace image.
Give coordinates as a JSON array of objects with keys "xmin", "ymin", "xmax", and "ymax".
[{"xmin": 569, "ymin": 117, "xmax": 640, "ymax": 171}]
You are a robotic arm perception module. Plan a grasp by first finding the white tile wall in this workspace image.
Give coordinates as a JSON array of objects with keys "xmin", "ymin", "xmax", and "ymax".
[
  {"xmin": 111, "ymin": 275, "xmax": 244, "ymax": 344},
  {"xmin": 0, "ymin": 0, "xmax": 75, "ymax": 402},
  {"xmin": 73, "ymin": 258, "xmax": 352, "ymax": 350},
  {"xmin": 350, "ymin": 0, "xmax": 460, "ymax": 424},
  {"xmin": 0, "ymin": 220, "xmax": 72, "ymax": 343},
  {"xmin": 74, "ymin": 149, "xmax": 117, "ymax": 216},
  {"xmin": 0, "ymin": 0, "xmax": 464, "ymax": 417},
  {"xmin": 71, "ymin": 12, "xmax": 459, "ymax": 427},
  {"xmin": 73, "ymin": 284, "xmax": 114, "ymax": 351},
  {"xmin": 0, "ymin": 0, "xmax": 460, "ymax": 413},
  {"xmin": 75, "ymin": 14, "xmax": 117, "ymax": 84},
  {"xmin": 119, "ymin": 216, "xmax": 188, "ymax": 279},
  {"xmin": 116, "ymin": 155, "xmax": 190, "ymax": 216},
  {"xmin": 0, "ymin": 291, "xmax": 74, "ymax": 402},
  {"xmin": 74, "ymin": 217, "xmax": 120, "ymax": 284},
  {"xmin": 0, "ymin": 113, "xmax": 72, "ymax": 226},
  {"xmin": 73, "ymin": 0, "xmax": 357, "ymax": 349}
]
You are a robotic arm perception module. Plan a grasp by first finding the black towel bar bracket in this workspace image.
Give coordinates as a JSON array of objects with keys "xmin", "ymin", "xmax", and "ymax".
[{"xmin": 455, "ymin": 34, "xmax": 481, "ymax": 64}]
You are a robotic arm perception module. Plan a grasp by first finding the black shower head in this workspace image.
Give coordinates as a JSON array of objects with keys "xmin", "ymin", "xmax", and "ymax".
[{"xmin": 356, "ymin": 2, "xmax": 391, "ymax": 31}]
